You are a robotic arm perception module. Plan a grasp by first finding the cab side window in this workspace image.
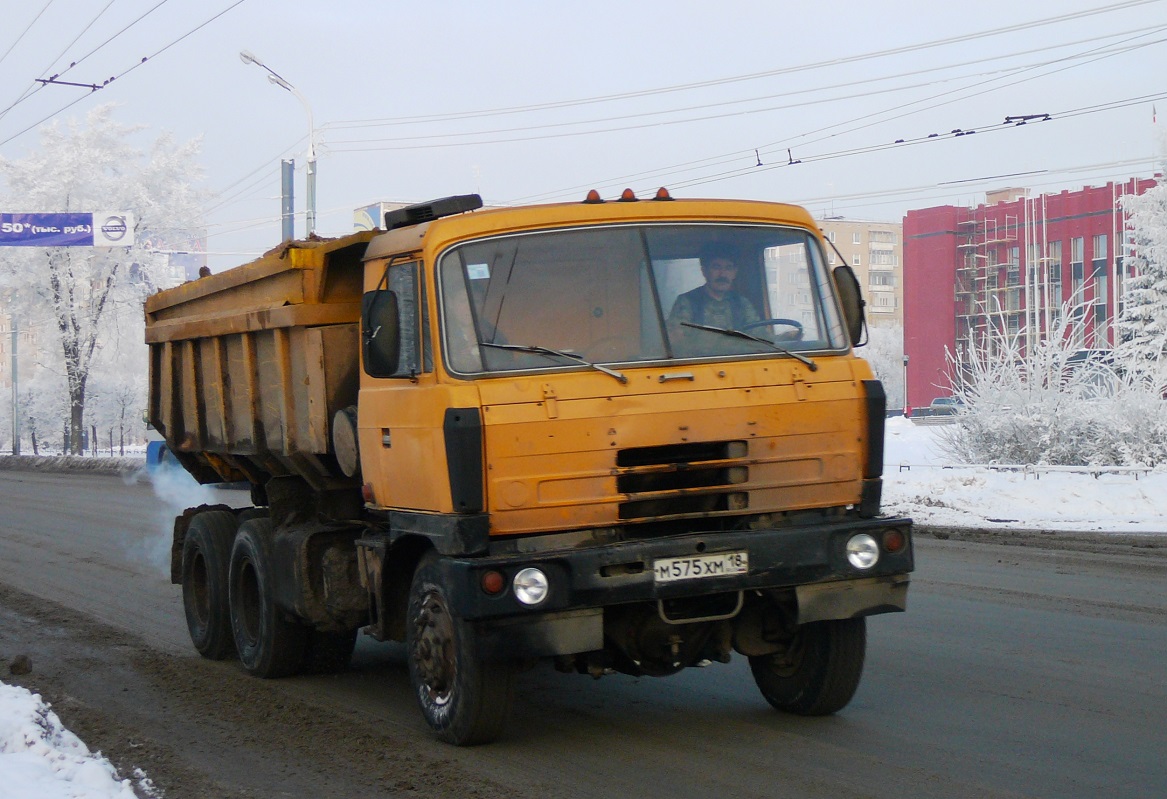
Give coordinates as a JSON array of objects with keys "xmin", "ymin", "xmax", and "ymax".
[{"xmin": 362, "ymin": 261, "xmax": 424, "ymax": 378}]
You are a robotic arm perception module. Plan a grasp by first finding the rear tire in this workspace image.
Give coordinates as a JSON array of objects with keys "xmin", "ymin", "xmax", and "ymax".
[
  {"xmin": 749, "ymin": 618, "xmax": 866, "ymax": 716},
  {"xmin": 406, "ymin": 551, "xmax": 514, "ymax": 745},
  {"xmin": 228, "ymin": 518, "xmax": 307, "ymax": 678},
  {"xmin": 181, "ymin": 510, "xmax": 238, "ymax": 660}
]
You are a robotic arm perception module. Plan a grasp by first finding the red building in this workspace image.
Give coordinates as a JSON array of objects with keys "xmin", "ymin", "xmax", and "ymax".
[{"xmin": 901, "ymin": 178, "xmax": 1156, "ymax": 411}]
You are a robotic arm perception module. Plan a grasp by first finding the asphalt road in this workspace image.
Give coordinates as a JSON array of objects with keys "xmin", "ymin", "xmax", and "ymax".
[{"xmin": 0, "ymin": 468, "xmax": 1164, "ymax": 798}]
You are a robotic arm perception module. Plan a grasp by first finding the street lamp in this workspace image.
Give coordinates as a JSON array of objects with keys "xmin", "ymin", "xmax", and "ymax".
[{"xmin": 239, "ymin": 50, "xmax": 317, "ymax": 236}]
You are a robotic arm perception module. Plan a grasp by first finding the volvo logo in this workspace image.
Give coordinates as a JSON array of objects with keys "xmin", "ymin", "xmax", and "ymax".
[{"xmin": 101, "ymin": 216, "xmax": 128, "ymax": 241}]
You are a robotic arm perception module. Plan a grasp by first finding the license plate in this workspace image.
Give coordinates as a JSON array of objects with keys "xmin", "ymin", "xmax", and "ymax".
[{"xmin": 654, "ymin": 551, "xmax": 749, "ymax": 583}]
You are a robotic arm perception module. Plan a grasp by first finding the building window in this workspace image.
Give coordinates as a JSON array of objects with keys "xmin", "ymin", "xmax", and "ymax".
[
  {"xmin": 1092, "ymin": 234, "xmax": 1107, "ymax": 262},
  {"xmin": 826, "ymin": 230, "xmax": 836, "ymax": 242},
  {"xmin": 1006, "ymin": 288, "xmax": 1021, "ymax": 311},
  {"xmin": 869, "ymin": 272, "xmax": 896, "ymax": 287},
  {"xmin": 869, "ymin": 251, "xmax": 897, "ymax": 266},
  {"xmin": 852, "ymin": 232, "xmax": 861, "ymax": 245},
  {"xmin": 852, "ymin": 254, "xmax": 861, "ymax": 267},
  {"xmin": 869, "ymin": 230, "xmax": 896, "ymax": 244},
  {"xmin": 827, "ymin": 250, "xmax": 836, "ymax": 265},
  {"xmin": 1047, "ymin": 241, "xmax": 1063, "ymax": 301},
  {"xmin": 1070, "ymin": 237, "xmax": 1084, "ymax": 297}
]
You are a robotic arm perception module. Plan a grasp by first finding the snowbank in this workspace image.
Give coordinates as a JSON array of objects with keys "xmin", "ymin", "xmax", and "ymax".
[
  {"xmin": 0, "ymin": 681, "xmax": 152, "ymax": 798},
  {"xmin": 883, "ymin": 417, "xmax": 1167, "ymax": 534},
  {"xmin": 0, "ymin": 455, "xmax": 144, "ymax": 476}
]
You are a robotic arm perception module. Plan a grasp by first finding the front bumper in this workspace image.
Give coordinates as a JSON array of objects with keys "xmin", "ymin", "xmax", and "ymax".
[{"xmin": 438, "ymin": 516, "xmax": 913, "ymax": 622}]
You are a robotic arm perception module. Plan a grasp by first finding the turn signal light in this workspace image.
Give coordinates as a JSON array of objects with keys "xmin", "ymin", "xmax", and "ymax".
[
  {"xmin": 481, "ymin": 570, "xmax": 506, "ymax": 595},
  {"xmin": 361, "ymin": 483, "xmax": 375, "ymax": 503},
  {"xmin": 883, "ymin": 528, "xmax": 906, "ymax": 554}
]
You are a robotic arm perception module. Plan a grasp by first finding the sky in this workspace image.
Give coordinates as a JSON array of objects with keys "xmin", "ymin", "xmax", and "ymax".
[
  {"xmin": 1, "ymin": 0, "xmax": 1166, "ymax": 271},
  {"xmin": 1, "ymin": 417, "xmax": 1162, "ymax": 796}
]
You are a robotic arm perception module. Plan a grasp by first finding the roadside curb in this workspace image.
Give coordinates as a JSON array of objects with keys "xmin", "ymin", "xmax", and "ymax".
[{"xmin": 915, "ymin": 524, "xmax": 1167, "ymax": 555}]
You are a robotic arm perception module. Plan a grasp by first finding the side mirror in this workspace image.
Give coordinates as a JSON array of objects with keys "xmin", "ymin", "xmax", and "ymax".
[
  {"xmin": 832, "ymin": 265, "xmax": 867, "ymax": 347},
  {"xmin": 362, "ymin": 290, "xmax": 401, "ymax": 376}
]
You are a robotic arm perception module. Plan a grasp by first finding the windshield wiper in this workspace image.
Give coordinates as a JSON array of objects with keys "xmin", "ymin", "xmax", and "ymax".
[
  {"xmin": 680, "ymin": 322, "xmax": 817, "ymax": 370},
  {"xmin": 480, "ymin": 342, "xmax": 628, "ymax": 383}
]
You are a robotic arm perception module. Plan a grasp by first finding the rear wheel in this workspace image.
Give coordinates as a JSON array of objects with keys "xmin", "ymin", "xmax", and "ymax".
[
  {"xmin": 749, "ymin": 618, "xmax": 866, "ymax": 716},
  {"xmin": 406, "ymin": 551, "xmax": 514, "ymax": 745},
  {"xmin": 182, "ymin": 510, "xmax": 239, "ymax": 660},
  {"xmin": 228, "ymin": 518, "xmax": 307, "ymax": 678}
]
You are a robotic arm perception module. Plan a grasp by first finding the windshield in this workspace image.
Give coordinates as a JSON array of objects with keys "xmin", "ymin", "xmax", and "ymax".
[{"xmin": 438, "ymin": 223, "xmax": 847, "ymax": 375}]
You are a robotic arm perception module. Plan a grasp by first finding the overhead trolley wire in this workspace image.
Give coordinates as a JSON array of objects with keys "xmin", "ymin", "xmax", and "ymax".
[
  {"xmin": 0, "ymin": 0, "xmax": 248, "ymax": 149},
  {"xmin": 0, "ymin": 0, "xmax": 122, "ymax": 125},
  {"xmin": 325, "ymin": 0, "xmax": 1163, "ymax": 131},
  {"xmin": 0, "ymin": 0, "xmax": 57, "ymax": 71},
  {"xmin": 325, "ymin": 26, "xmax": 1167, "ymax": 151},
  {"xmin": 499, "ymin": 24, "xmax": 1167, "ymax": 205}
]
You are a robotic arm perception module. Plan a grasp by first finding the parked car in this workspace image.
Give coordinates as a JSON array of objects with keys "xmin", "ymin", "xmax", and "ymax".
[{"xmin": 929, "ymin": 396, "xmax": 964, "ymax": 414}]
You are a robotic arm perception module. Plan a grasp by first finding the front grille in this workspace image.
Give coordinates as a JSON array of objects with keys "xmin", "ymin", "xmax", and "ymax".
[{"xmin": 616, "ymin": 440, "xmax": 749, "ymax": 521}]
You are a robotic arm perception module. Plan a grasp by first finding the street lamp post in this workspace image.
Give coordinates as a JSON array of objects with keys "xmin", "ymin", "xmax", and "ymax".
[
  {"xmin": 239, "ymin": 50, "xmax": 317, "ymax": 237},
  {"xmin": 902, "ymin": 354, "xmax": 910, "ymax": 414}
]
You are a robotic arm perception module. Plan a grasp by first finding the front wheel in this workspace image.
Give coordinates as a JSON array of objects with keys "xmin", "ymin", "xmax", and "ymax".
[
  {"xmin": 228, "ymin": 518, "xmax": 307, "ymax": 678},
  {"xmin": 749, "ymin": 618, "xmax": 866, "ymax": 716},
  {"xmin": 405, "ymin": 551, "xmax": 514, "ymax": 745}
]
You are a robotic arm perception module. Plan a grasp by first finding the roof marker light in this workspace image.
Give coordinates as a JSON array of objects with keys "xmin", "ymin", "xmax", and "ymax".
[
  {"xmin": 583, "ymin": 189, "xmax": 604, "ymax": 204},
  {"xmin": 618, "ymin": 188, "xmax": 638, "ymax": 202},
  {"xmin": 654, "ymin": 187, "xmax": 674, "ymax": 201}
]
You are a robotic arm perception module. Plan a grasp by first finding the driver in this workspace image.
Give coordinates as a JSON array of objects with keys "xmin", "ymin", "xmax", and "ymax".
[{"xmin": 668, "ymin": 244, "xmax": 760, "ymax": 335}]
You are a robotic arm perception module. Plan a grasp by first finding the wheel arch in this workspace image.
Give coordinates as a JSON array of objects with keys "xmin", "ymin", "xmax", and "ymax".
[{"xmin": 378, "ymin": 534, "xmax": 435, "ymax": 642}]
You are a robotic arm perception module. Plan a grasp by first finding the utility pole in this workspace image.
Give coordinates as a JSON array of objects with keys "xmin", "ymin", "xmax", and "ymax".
[
  {"xmin": 10, "ymin": 321, "xmax": 19, "ymax": 456},
  {"xmin": 281, "ymin": 159, "xmax": 295, "ymax": 241}
]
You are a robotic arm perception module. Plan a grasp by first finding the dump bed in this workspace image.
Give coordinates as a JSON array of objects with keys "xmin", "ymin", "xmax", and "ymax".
[{"xmin": 145, "ymin": 232, "xmax": 375, "ymax": 489}]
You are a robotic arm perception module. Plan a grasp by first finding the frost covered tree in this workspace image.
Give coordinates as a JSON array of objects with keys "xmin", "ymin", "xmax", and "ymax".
[
  {"xmin": 1116, "ymin": 161, "xmax": 1167, "ymax": 389},
  {"xmin": 861, "ymin": 322, "xmax": 905, "ymax": 410},
  {"xmin": 0, "ymin": 105, "xmax": 203, "ymax": 453}
]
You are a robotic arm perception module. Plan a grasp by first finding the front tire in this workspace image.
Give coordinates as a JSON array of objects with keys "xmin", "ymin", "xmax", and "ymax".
[
  {"xmin": 182, "ymin": 510, "xmax": 239, "ymax": 660},
  {"xmin": 406, "ymin": 551, "xmax": 514, "ymax": 745},
  {"xmin": 749, "ymin": 618, "xmax": 866, "ymax": 716},
  {"xmin": 228, "ymin": 518, "xmax": 307, "ymax": 678}
]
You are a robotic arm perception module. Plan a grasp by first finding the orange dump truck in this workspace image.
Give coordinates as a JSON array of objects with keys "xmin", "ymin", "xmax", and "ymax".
[{"xmin": 146, "ymin": 191, "xmax": 912, "ymax": 744}]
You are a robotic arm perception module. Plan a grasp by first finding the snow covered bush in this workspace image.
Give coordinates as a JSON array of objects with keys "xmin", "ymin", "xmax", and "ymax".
[{"xmin": 936, "ymin": 304, "xmax": 1167, "ymax": 468}]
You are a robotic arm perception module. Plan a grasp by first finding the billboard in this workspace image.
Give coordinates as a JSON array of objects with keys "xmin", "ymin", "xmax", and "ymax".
[
  {"xmin": 0, "ymin": 212, "xmax": 136, "ymax": 247},
  {"xmin": 353, "ymin": 202, "xmax": 406, "ymax": 231}
]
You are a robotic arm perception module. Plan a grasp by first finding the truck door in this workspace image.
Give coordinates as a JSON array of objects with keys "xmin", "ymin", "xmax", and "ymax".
[{"xmin": 358, "ymin": 260, "xmax": 454, "ymax": 512}]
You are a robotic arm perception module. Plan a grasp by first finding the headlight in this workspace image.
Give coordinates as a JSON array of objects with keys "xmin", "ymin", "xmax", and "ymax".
[
  {"xmin": 513, "ymin": 567, "xmax": 550, "ymax": 605},
  {"xmin": 846, "ymin": 534, "xmax": 880, "ymax": 570}
]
